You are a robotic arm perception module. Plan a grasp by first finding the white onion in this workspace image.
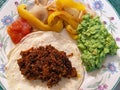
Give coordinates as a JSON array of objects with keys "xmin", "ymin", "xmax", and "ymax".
[
  {"xmin": 35, "ymin": 0, "xmax": 48, "ymax": 5},
  {"xmin": 29, "ymin": 4, "xmax": 48, "ymax": 22},
  {"xmin": 64, "ymin": 7, "xmax": 80, "ymax": 18}
]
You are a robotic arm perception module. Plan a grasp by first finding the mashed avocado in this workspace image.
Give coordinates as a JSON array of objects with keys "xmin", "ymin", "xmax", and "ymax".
[{"xmin": 77, "ymin": 14, "xmax": 118, "ymax": 72}]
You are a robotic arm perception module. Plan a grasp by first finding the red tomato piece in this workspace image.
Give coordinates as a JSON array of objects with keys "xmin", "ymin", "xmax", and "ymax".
[{"xmin": 7, "ymin": 18, "xmax": 32, "ymax": 44}]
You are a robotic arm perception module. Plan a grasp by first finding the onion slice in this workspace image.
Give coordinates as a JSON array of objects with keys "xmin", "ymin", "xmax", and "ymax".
[{"xmin": 29, "ymin": 4, "xmax": 48, "ymax": 22}]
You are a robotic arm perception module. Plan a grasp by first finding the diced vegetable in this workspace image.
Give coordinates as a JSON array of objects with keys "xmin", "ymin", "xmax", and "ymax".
[{"xmin": 7, "ymin": 18, "xmax": 32, "ymax": 44}]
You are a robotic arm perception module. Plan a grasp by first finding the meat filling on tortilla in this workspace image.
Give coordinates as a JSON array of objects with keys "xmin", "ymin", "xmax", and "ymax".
[{"xmin": 17, "ymin": 45, "xmax": 77, "ymax": 88}]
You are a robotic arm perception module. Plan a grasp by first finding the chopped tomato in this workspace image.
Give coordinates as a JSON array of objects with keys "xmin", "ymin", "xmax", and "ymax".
[{"xmin": 7, "ymin": 18, "xmax": 32, "ymax": 44}]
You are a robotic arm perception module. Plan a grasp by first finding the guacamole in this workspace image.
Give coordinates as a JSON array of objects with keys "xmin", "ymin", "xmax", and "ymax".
[{"xmin": 77, "ymin": 14, "xmax": 118, "ymax": 72}]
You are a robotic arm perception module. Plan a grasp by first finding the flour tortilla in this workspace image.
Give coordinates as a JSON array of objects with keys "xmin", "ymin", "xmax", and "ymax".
[{"xmin": 6, "ymin": 31, "xmax": 84, "ymax": 90}]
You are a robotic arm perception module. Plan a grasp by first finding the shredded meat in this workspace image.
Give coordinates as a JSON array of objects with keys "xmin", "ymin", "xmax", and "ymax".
[{"xmin": 17, "ymin": 45, "xmax": 77, "ymax": 88}]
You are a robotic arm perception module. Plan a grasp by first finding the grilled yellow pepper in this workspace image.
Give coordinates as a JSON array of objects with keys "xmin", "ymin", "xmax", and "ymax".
[
  {"xmin": 56, "ymin": 0, "xmax": 85, "ymax": 11},
  {"xmin": 66, "ymin": 25, "xmax": 78, "ymax": 35},
  {"xmin": 17, "ymin": 4, "xmax": 63, "ymax": 32},
  {"xmin": 65, "ymin": 25, "xmax": 78, "ymax": 39},
  {"xmin": 48, "ymin": 11, "xmax": 78, "ymax": 28}
]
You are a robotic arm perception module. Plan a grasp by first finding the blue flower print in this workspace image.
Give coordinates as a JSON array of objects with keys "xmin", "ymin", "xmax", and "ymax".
[
  {"xmin": 116, "ymin": 37, "xmax": 120, "ymax": 42},
  {"xmin": 93, "ymin": 0, "xmax": 103, "ymax": 11},
  {"xmin": 0, "ymin": 43, "xmax": 3, "ymax": 48},
  {"xmin": 107, "ymin": 63, "xmax": 117, "ymax": 74},
  {"xmin": 1, "ymin": 15, "xmax": 13, "ymax": 26},
  {"xmin": 98, "ymin": 84, "xmax": 108, "ymax": 90},
  {"xmin": 14, "ymin": 1, "xmax": 19, "ymax": 6},
  {"xmin": 0, "ymin": 64, "xmax": 5, "ymax": 73}
]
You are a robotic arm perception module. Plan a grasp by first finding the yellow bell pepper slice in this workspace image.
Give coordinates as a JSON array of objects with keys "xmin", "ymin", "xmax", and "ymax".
[
  {"xmin": 66, "ymin": 25, "xmax": 78, "ymax": 35},
  {"xmin": 52, "ymin": 19, "xmax": 63, "ymax": 32},
  {"xmin": 48, "ymin": 11, "xmax": 78, "ymax": 29},
  {"xmin": 55, "ymin": 0, "xmax": 85, "ymax": 11},
  {"xmin": 67, "ymin": 32, "xmax": 78, "ymax": 40},
  {"xmin": 17, "ymin": 4, "xmax": 63, "ymax": 32}
]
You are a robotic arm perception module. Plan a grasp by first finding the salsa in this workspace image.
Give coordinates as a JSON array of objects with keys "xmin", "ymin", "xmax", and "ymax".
[{"xmin": 7, "ymin": 18, "xmax": 32, "ymax": 44}]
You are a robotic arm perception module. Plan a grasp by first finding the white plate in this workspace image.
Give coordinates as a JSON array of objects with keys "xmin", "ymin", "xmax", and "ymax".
[{"xmin": 0, "ymin": 0, "xmax": 120, "ymax": 90}]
